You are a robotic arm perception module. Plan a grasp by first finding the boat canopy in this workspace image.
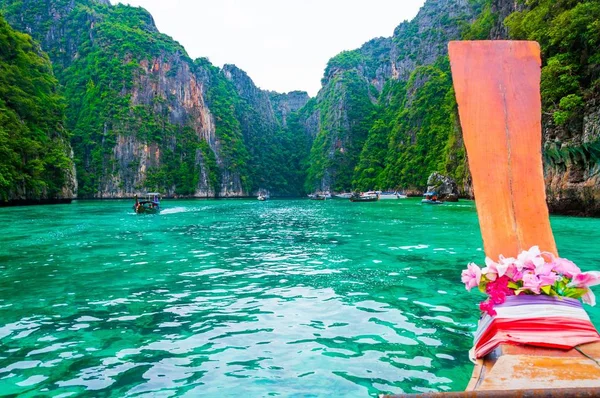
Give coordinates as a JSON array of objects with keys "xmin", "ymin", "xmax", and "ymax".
[{"xmin": 423, "ymin": 192, "xmax": 437, "ymax": 196}]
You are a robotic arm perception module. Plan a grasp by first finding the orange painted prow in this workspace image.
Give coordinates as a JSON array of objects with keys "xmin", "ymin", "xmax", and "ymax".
[{"xmin": 448, "ymin": 41, "xmax": 557, "ymax": 260}]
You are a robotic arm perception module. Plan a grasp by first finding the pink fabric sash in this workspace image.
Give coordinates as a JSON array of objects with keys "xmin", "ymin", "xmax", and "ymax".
[{"xmin": 471, "ymin": 295, "xmax": 600, "ymax": 361}]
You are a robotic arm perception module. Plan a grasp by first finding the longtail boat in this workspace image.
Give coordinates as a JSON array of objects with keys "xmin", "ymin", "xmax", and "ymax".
[
  {"xmin": 449, "ymin": 40, "xmax": 600, "ymax": 393},
  {"xmin": 133, "ymin": 193, "xmax": 161, "ymax": 214},
  {"xmin": 386, "ymin": 41, "xmax": 600, "ymax": 397}
]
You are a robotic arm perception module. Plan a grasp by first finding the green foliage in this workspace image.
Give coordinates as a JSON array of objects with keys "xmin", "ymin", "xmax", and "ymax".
[
  {"xmin": 462, "ymin": 1, "xmax": 496, "ymax": 40},
  {"xmin": 323, "ymin": 50, "xmax": 364, "ymax": 84},
  {"xmin": 506, "ymin": 0, "xmax": 600, "ymax": 129},
  {"xmin": 2, "ymin": 0, "xmax": 312, "ymax": 198},
  {"xmin": 198, "ymin": 61, "xmax": 250, "ymax": 192},
  {"xmin": 0, "ymin": 14, "xmax": 73, "ymax": 201},
  {"xmin": 305, "ymin": 70, "xmax": 376, "ymax": 192},
  {"xmin": 553, "ymin": 94, "xmax": 584, "ymax": 125},
  {"xmin": 1, "ymin": 0, "xmax": 199, "ymax": 196},
  {"xmin": 381, "ymin": 59, "xmax": 459, "ymax": 190},
  {"xmin": 353, "ymin": 81, "xmax": 406, "ymax": 191},
  {"xmin": 544, "ymin": 140, "xmax": 600, "ymax": 170}
]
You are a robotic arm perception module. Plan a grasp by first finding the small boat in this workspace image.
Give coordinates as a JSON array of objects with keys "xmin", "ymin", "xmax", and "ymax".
[
  {"xmin": 349, "ymin": 192, "xmax": 379, "ymax": 202},
  {"xmin": 378, "ymin": 191, "xmax": 407, "ymax": 200},
  {"xmin": 334, "ymin": 193, "xmax": 352, "ymax": 199},
  {"xmin": 309, "ymin": 194, "xmax": 327, "ymax": 201},
  {"xmin": 257, "ymin": 190, "xmax": 270, "ymax": 201},
  {"xmin": 308, "ymin": 192, "xmax": 330, "ymax": 200},
  {"xmin": 422, "ymin": 192, "xmax": 443, "ymax": 205},
  {"xmin": 134, "ymin": 193, "xmax": 160, "ymax": 214}
]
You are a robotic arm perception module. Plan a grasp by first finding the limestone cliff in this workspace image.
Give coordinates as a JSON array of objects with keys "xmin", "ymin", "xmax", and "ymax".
[
  {"xmin": 268, "ymin": 91, "xmax": 310, "ymax": 128},
  {"xmin": 490, "ymin": 0, "xmax": 600, "ymax": 216},
  {"xmin": 0, "ymin": 13, "xmax": 76, "ymax": 204},
  {"xmin": 301, "ymin": 0, "xmax": 478, "ymax": 193},
  {"xmin": 0, "ymin": 0, "xmax": 308, "ymax": 198},
  {"xmin": 221, "ymin": 65, "xmax": 312, "ymax": 196}
]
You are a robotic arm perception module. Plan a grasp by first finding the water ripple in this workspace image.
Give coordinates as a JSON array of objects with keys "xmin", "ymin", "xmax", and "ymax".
[{"xmin": 1, "ymin": 199, "xmax": 597, "ymax": 396}]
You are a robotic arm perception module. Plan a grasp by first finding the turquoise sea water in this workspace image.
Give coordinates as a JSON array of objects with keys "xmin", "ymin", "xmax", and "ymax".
[{"xmin": 1, "ymin": 198, "xmax": 600, "ymax": 397}]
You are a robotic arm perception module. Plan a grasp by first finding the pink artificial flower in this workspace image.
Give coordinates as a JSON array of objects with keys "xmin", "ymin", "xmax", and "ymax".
[
  {"xmin": 568, "ymin": 271, "xmax": 600, "ymax": 289},
  {"xmin": 461, "ymin": 263, "xmax": 482, "ymax": 291},
  {"xmin": 539, "ymin": 272, "xmax": 558, "ymax": 287},
  {"xmin": 482, "ymin": 257, "xmax": 499, "ymax": 281},
  {"xmin": 517, "ymin": 246, "xmax": 545, "ymax": 271},
  {"xmin": 582, "ymin": 289, "xmax": 597, "ymax": 306},
  {"xmin": 479, "ymin": 300, "xmax": 497, "ymax": 316},
  {"xmin": 486, "ymin": 276, "xmax": 514, "ymax": 305},
  {"xmin": 535, "ymin": 261, "xmax": 555, "ymax": 277},
  {"xmin": 495, "ymin": 256, "xmax": 512, "ymax": 277},
  {"xmin": 505, "ymin": 263, "xmax": 523, "ymax": 282},
  {"xmin": 554, "ymin": 257, "xmax": 582, "ymax": 278},
  {"xmin": 521, "ymin": 272, "xmax": 541, "ymax": 294},
  {"xmin": 498, "ymin": 255, "xmax": 518, "ymax": 276}
]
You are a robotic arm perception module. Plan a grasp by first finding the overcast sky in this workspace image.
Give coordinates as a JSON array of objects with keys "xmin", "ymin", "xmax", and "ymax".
[{"xmin": 111, "ymin": 0, "xmax": 425, "ymax": 96}]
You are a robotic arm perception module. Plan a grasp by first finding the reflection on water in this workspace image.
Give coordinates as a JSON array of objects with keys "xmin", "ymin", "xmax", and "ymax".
[{"xmin": 0, "ymin": 199, "xmax": 599, "ymax": 396}]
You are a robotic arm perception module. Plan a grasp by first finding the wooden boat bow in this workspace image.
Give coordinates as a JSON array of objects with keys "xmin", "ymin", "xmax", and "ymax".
[{"xmin": 444, "ymin": 41, "xmax": 600, "ymax": 394}]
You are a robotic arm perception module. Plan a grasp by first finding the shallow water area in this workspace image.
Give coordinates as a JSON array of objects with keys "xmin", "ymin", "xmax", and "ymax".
[{"xmin": 1, "ymin": 198, "xmax": 599, "ymax": 396}]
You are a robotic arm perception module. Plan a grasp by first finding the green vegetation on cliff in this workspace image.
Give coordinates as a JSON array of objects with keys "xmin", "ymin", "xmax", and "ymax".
[
  {"xmin": 3, "ymin": 0, "xmax": 598, "ymax": 204},
  {"xmin": 506, "ymin": 0, "xmax": 600, "ymax": 128},
  {"xmin": 351, "ymin": 59, "xmax": 466, "ymax": 192},
  {"xmin": 381, "ymin": 60, "xmax": 464, "ymax": 190},
  {"xmin": 300, "ymin": 0, "xmax": 477, "ymax": 194},
  {"xmin": 0, "ymin": 14, "xmax": 73, "ymax": 201},
  {"xmin": 304, "ymin": 0, "xmax": 599, "ymax": 197},
  {"xmin": 305, "ymin": 70, "xmax": 376, "ymax": 192},
  {"xmin": 506, "ymin": 0, "xmax": 600, "ymax": 171},
  {"xmin": 1, "ymin": 0, "xmax": 310, "ymax": 197}
]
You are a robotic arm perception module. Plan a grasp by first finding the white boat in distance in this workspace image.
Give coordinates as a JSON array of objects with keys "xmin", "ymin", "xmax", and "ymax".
[
  {"xmin": 308, "ymin": 191, "xmax": 331, "ymax": 200},
  {"xmin": 377, "ymin": 191, "xmax": 407, "ymax": 200},
  {"xmin": 257, "ymin": 190, "xmax": 270, "ymax": 201},
  {"xmin": 333, "ymin": 193, "xmax": 352, "ymax": 199}
]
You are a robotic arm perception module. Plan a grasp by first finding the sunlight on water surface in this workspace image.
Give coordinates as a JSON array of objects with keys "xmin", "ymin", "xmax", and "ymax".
[{"xmin": 1, "ymin": 199, "xmax": 599, "ymax": 396}]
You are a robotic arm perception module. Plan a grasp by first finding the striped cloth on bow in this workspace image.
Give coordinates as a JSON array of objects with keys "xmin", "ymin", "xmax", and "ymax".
[{"xmin": 470, "ymin": 295, "xmax": 600, "ymax": 361}]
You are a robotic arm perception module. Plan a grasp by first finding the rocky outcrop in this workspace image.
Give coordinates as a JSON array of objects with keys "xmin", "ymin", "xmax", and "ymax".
[
  {"xmin": 223, "ymin": 64, "xmax": 278, "ymax": 130},
  {"xmin": 1, "ymin": 0, "xmax": 309, "ymax": 198},
  {"xmin": 542, "ymin": 98, "xmax": 600, "ymax": 216},
  {"xmin": 301, "ymin": 0, "xmax": 480, "ymax": 192},
  {"xmin": 489, "ymin": 0, "xmax": 525, "ymax": 39},
  {"xmin": 427, "ymin": 172, "xmax": 459, "ymax": 201},
  {"xmin": 269, "ymin": 91, "xmax": 310, "ymax": 128},
  {"xmin": 546, "ymin": 167, "xmax": 600, "ymax": 217}
]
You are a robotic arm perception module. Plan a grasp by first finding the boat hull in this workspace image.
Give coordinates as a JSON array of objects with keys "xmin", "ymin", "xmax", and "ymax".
[
  {"xmin": 379, "ymin": 194, "xmax": 407, "ymax": 200},
  {"xmin": 134, "ymin": 205, "xmax": 160, "ymax": 214}
]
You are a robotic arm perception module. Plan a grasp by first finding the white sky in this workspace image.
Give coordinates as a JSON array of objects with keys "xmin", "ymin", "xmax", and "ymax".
[{"xmin": 111, "ymin": 0, "xmax": 425, "ymax": 96}]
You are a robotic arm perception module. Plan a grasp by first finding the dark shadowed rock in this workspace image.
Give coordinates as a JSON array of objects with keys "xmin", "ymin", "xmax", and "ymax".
[{"xmin": 427, "ymin": 172, "xmax": 459, "ymax": 201}]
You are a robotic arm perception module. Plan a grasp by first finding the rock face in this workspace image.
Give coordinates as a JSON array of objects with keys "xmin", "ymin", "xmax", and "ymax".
[
  {"xmin": 489, "ymin": 0, "xmax": 600, "ymax": 216},
  {"xmin": 427, "ymin": 172, "xmax": 459, "ymax": 202},
  {"xmin": 489, "ymin": 0, "xmax": 525, "ymax": 39},
  {"xmin": 545, "ymin": 168, "xmax": 600, "ymax": 217},
  {"xmin": 269, "ymin": 91, "xmax": 310, "ymax": 128},
  {"xmin": 542, "ymin": 101, "xmax": 600, "ymax": 216},
  {"xmin": 0, "ymin": 0, "xmax": 309, "ymax": 198},
  {"xmin": 300, "ymin": 0, "xmax": 479, "ymax": 193}
]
